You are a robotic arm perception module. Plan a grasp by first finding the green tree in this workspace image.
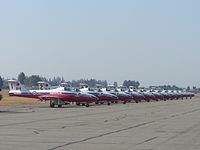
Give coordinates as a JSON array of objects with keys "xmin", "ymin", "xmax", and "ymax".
[
  {"xmin": 123, "ymin": 80, "xmax": 140, "ymax": 88},
  {"xmin": 18, "ymin": 72, "xmax": 26, "ymax": 84},
  {"xmin": 24, "ymin": 75, "xmax": 42, "ymax": 87},
  {"xmin": 113, "ymin": 82, "xmax": 118, "ymax": 88}
]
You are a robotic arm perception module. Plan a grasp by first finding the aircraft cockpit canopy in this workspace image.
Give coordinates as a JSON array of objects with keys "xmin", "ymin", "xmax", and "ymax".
[{"xmin": 64, "ymin": 87, "xmax": 71, "ymax": 91}]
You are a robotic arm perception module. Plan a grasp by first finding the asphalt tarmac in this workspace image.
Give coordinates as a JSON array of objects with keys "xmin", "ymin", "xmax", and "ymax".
[{"xmin": 0, "ymin": 97, "xmax": 200, "ymax": 150}]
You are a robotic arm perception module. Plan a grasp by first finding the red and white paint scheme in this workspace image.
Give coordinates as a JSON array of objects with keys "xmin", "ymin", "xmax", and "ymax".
[
  {"xmin": 8, "ymin": 80, "xmax": 97, "ymax": 108},
  {"xmin": 102, "ymin": 85, "xmax": 134, "ymax": 104},
  {"xmin": 79, "ymin": 84, "xmax": 119, "ymax": 105}
]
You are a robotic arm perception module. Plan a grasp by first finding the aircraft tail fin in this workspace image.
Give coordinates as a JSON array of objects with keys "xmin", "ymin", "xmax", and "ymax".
[
  {"xmin": 37, "ymin": 81, "xmax": 51, "ymax": 90},
  {"xmin": 8, "ymin": 80, "xmax": 28, "ymax": 91}
]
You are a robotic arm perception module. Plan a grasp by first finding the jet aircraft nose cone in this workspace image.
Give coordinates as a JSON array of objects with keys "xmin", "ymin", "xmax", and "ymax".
[
  {"xmin": 91, "ymin": 95, "xmax": 98, "ymax": 100},
  {"xmin": 113, "ymin": 95, "xmax": 118, "ymax": 99}
]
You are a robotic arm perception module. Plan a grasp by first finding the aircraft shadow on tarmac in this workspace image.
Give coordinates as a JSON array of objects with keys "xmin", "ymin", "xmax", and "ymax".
[
  {"xmin": 36, "ymin": 104, "xmax": 97, "ymax": 109},
  {"xmin": 21, "ymin": 100, "xmax": 158, "ymax": 109},
  {"xmin": 0, "ymin": 110, "xmax": 33, "ymax": 114}
]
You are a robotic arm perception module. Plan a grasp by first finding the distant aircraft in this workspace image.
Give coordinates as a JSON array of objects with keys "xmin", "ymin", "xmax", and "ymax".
[
  {"xmin": 8, "ymin": 80, "xmax": 97, "ymax": 108},
  {"xmin": 7, "ymin": 80, "xmax": 195, "ymax": 108},
  {"xmin": 103, "ymin": 85, "xmax": 133, "ymax": 104},
  {"xmin": 125, "ymin": 90, "xmax": 145, "ymax": 103},
  {"xmin": 137, "ymin": 91, "xmax": 156, "ymax": 102},
  {"xmin": 79, "ymin": 83, "xmax": 119, "ymax": 105}
]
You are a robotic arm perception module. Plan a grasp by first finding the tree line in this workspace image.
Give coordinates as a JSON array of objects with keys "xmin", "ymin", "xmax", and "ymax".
[
  {"xmin": 0, "ymin": 72, "xmax": 141, "ymax": 89},
  {"xmin": 1, "ymin": 72, "xmax": 197, "ymax": 92},
  {"xmin": 16, "ymin": 72, "xmax": 143, "ymax": 88},
  {"xmin": 16, "ymin": 72, "xmax": 109, "ymax": 88}
]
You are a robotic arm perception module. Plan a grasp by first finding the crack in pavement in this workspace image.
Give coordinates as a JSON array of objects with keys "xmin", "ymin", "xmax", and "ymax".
[
  {"xmin": 48, "ymin": 121, "xmax": 155, "ymax": 150},
  {"xmin": 1, "ymin": 101, "xmax": 195, "ymax": 127},
  {"xmin": 134, "ymin": 136, "xmax": 158, "ymax": 146},
  {"xmin": 0, "ymin": 107, "xmax": 142, "ymax": 127},
  {"xmin": 48, "ymin": 106, "xmax": 200, "ymax": 150},
  {"xmin": 0, "ymin": 101, "xmax": 188, "ymax": 127},
  {"xmin": 157, "ymin": 121, "xmax": 200, "ymax": 147}
]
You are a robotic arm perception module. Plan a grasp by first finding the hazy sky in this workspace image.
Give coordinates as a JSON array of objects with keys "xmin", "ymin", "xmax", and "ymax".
[{"xmin": 0, "ymin": 0, "xmax": 200, "ymax": 87}]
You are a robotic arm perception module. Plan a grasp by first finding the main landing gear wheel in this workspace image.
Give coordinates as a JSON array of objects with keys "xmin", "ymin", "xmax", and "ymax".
[
  {"xmin": 107, "ymin": 102, "xmax": 111, "ymax": 105},
  {"xmin": 50, "ymin": 101, "xmax": 55, "ymax": 108},
  {"xmin": 86, "ymin": 104, "xmax": 89, "ymax": 107},
  {"xmin": 123, "ymin": 101, "xmax": 126, "ymax": 104},
  {"xmin": 58, "ymin": 105, "xmax": 62, "ymax": 108}
]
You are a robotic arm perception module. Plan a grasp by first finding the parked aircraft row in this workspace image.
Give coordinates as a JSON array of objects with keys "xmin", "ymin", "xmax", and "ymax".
[{"xmin": 7, "ymin": 80, "xmax": 195, "ymax": 108}]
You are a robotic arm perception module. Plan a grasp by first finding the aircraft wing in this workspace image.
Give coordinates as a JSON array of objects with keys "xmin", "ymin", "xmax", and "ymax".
[{"xmin": 38, "ymin": 94, "xmax": 67, "ymax": 101}]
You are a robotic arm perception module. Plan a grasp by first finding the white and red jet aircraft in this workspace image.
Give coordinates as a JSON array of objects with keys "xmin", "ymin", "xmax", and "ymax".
[
  {"xmin": 8, "ymin": 80, "xmax": 97, "ymax": 108},
  {"xmin": 79, "ymin": 83, "xmax": 119, "ymax": 105}
]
